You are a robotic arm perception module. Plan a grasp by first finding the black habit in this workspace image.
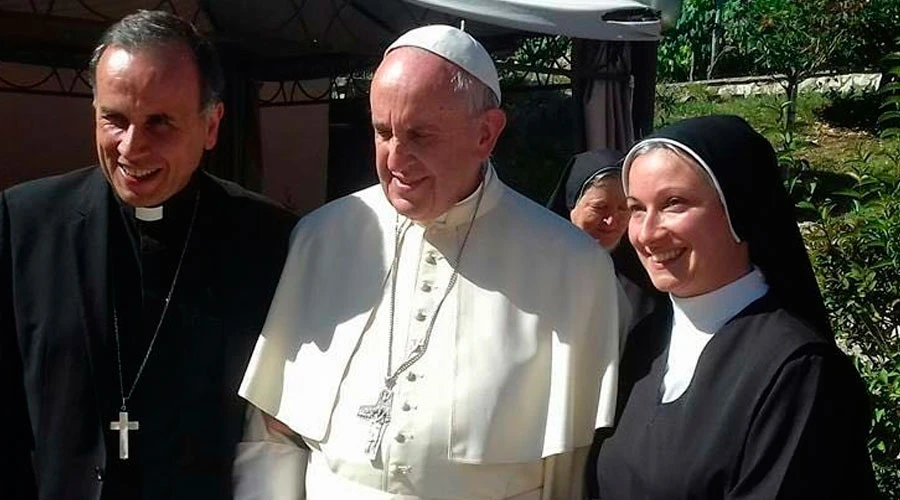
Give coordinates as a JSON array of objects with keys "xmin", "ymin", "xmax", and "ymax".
[
  {"xmin": 594, "ymin": 293, "xmax": 877, "ymax": 499},
  {"xmin": 0, "ymin": 167, "xmax": 297, "ymax": 500},
  {"xmin": 591, "ymin": 115, "xmax": 877, "ymax": 498}
]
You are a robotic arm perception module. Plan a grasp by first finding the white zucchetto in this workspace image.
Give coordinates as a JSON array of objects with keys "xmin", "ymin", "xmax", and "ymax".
[{"xmin": 386, "ymin": 24, "xmax": 501, "ymax": 104}]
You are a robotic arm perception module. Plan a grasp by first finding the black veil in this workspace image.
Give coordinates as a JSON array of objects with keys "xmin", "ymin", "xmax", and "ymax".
[
  {"xmin": 546, "ymin": 149, "xmax": 653, "ymax": 291},
  {"xmin": 623, "ymin": 115, "xmax": 831, "ymax": 338},
  {"xmin": 546, "ymin": 149, "xmax": 624, "ymax": 218}
]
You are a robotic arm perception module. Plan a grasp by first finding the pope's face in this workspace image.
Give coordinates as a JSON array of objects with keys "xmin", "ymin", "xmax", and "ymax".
[
  {"xmin": 370, "ymin": 48, "xmax": 506, "ymax": 221},
  {"xmin": 93, "ymin": 45, "xmax": 223, "ymax": 207},
  {"xmin": 626, "ymin": 149, "xmax": 749, "ymax": 297},
  {"xmin": 570, "ymin": 178, "xmax": 629, "ymax": 250}
]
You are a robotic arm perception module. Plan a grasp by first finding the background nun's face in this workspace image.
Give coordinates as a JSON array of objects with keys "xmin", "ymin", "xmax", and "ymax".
[
  {"xmin": 370, "ymin": 48, "xmax": 506, "ymax": 221},
  {"xmin": 570, "ymin": 177, "xmax": 629, "ymax": 250},
  {"xmin": 626, "ymin": 149, "xmax": 749, "ymax": 297}
]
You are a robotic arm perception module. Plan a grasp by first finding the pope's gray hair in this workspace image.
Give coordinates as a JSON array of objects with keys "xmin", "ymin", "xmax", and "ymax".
[{"xmin": 450, "ymin": 68, "xmax": 499, "ymax": 115}]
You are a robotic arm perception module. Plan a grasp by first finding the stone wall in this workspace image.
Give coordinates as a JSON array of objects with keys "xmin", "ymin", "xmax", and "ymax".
[{"xmin": 667, "ymin": 73, "xmax": 882, "ymax": 97}]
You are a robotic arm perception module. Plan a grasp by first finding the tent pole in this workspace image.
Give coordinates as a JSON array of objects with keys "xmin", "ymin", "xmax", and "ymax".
[{"xmin": 630, "ymin": 41, "xmax": 658, "ymax": 140}]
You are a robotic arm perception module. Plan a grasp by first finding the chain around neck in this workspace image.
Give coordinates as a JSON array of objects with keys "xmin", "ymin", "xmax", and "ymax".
[
  {"xmin": 382, "ymin": 181, "xmax": 485, "ymax": 389},
  {"xmin": 112, "ymin": 190, "xmax": 201, "ymax": 411}
]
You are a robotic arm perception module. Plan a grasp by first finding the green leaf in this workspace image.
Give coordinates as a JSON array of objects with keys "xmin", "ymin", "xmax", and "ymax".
[
  {"xmin": 831, "ymin": 189, "xmax": 862, "ymax": 199},
  {"xmin": 877, "ymin": 111, "xmax": 900, "ymax": 124},
  {"xmin": 878, "ymin": 82, "xmax": 900, "ymax": 95}
]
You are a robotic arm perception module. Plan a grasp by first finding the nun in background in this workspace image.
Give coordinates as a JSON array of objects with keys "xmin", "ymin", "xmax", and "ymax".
[
  {"xmin": 547, "ymin": 149, "xmax": 630, "ymax": 251},
  {"xmin": 547, "ymin": 149, "xmax": 656, "ymax": 320},
  {"xmin": 591, "ymin": 115, "xmax": 877, "ymax": 499}
]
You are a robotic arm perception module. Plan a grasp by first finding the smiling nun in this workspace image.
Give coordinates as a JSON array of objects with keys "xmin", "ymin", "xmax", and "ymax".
[{"xmin": 590, "ymin": 115, "xmax": 876, "ymax": 499}]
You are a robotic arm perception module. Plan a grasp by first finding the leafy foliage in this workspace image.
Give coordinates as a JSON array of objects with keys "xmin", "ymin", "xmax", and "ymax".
[
  {"xmin": 724, "ymin": 0, "xmax": 863, "ymax": 132},
  {"xmin": 656, "ymin": 0, "xmax": 727, "ymax": 82},
  {"xmin": 496, "ymin": 36, "xmax": 571, "ymax": 89},
  {"xmin": 657, "ymin": 0, "xmax": 900, "ymax": 82},
  {"xmin": 807, "ymin": 176, "xmax": 900, "ymax": 497},
  {"xmin": 834, "ymin": 0, "xmax": 900, "ymax": 73},
  {"xmin": 880, "ymin": 39, "xmax": 900, "ymax": 138}
]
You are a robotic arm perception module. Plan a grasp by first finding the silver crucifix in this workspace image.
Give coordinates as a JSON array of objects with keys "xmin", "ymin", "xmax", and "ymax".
[
  {"xmin": 357, "ymin": 388, "xmax": 393, "ymax": 461},
  {"xmin": 110, "ymin": 410, "xmax": 139, "ymax": 460}
]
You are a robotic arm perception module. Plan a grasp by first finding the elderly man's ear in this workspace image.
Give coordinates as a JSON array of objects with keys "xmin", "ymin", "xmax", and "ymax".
[{"xmin": 476, "ymin": 108, "xmax": 507, "ymax": 157}]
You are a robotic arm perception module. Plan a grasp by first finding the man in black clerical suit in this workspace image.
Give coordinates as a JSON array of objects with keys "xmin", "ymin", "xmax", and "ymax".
[{"xmin": 0, "ymin": 10, "xmax": 298, "ymax": 500}]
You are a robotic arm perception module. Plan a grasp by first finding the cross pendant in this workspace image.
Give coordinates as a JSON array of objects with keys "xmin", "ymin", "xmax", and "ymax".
[
  {"xmin": 357, "ymin": 388, "xmax": 393, "ymax": 461},
  {"xmin": 110, "ymin": 410, "xmax": 140, "ymax": 460}
]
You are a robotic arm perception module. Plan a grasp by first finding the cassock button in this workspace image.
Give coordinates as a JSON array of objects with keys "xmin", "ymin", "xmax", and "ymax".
[
  {"xmin": 94, "ymin": 466, "xmax": 105, "ymax": 482},
  {"xmin": 395, "ymin": 433, "xmax": 407, "ymax": 443},
  {"xmin": 406, "ymin": 372, "xmax": 417, "ymax": 382},
  {"xmin": 402, "ymin": 402, "xmax": 411, "ymax": 411},
  {"xmin": 425, "ymin": 252, "xmax": 437, "ymax": 265},
  {"xmin": 420, "ymin": 282, "xmax": 432, "ymax": 292},
  {"xmin": 415, "ymin": 311, "xmax": 427, "ymax": 322}
]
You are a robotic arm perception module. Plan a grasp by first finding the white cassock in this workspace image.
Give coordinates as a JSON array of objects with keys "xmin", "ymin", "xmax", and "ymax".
[{"xmin": 234, "ymin": 165, "xmax": 619, "ymax": 500}]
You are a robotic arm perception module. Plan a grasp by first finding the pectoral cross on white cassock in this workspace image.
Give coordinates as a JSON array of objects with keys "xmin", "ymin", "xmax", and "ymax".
[
  {"xmin": 110, "ymin": 411, "xmax": 139, "ymax": 460},
  {"xmin": 357, "ymin": 388, "xmax": 393, "ymax": 461}
]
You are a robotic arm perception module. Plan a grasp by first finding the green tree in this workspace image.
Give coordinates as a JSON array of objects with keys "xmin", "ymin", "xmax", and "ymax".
[
  {"xmin": 657, "ymin": 0, "xmax": 723, "ymax": 82},
  {"xmin": 724, "ymin": 0, "xmax": 863, "ymax": 133},
  {"xmin": 837, "ymin": 0, "xmax": 900, "ymax": 73}
]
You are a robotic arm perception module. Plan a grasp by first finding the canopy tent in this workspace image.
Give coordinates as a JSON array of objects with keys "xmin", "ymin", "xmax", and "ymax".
[{"xmin": 0, "ymin": 0, "xmax": 678, "ymax": 211}]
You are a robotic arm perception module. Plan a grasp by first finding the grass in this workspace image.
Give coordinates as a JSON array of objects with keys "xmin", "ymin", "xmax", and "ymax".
[{"xmin": 656, "ymin": 85, "xmax": 900, "ymax": 177}]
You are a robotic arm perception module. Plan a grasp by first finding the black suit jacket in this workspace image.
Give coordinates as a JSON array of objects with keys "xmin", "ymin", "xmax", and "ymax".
[{"xmin": 0, "ymin": 167, "xmax": 297, "ymax": 500}]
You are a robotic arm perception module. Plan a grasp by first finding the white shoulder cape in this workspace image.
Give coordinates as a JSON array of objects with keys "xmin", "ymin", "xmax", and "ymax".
[{"xmin": 239, "ymin": 174, "xmax": 619, "ymax": 463}]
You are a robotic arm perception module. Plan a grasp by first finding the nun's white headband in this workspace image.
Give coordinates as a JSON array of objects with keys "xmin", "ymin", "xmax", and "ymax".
[{"xmin": 622, "ymin": 137, "xmax": 742, "ymax": 243}]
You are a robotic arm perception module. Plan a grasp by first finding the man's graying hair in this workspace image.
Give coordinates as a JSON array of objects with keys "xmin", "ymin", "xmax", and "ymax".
[
  {"xmin": 450, "ymin": 68, "xmax": 499, "ymax": 115},
  {"xmin": 88, "ymin": 10, "xmax": 224, "ymax": 111}
]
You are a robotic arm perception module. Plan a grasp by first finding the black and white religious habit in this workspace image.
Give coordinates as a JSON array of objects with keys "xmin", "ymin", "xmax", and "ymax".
[{"xmin": 590, "ymin": 115, "xmax": 877, "ymax": 499}]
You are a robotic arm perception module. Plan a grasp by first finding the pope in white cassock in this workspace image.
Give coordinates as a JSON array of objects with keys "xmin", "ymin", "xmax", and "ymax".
[{"xmin": 233, "ymin": 24, "xmax": 620, "ymax": 500}]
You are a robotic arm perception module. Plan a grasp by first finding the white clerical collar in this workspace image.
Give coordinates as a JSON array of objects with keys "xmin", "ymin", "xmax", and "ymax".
[
  {"xmin": 413, "ymin": 162, "xmax": 500, "ymax": 230},
  {"xmin": 135, "ymin": 206, "xmax": 163, "ymax": 222},
  {"xmin": 662, "ymin": 267, "xmax": 769, "ymax": 403},
  {"xmin": 670, "ymin": 267, "xmax": 769, "ymax": 334}
]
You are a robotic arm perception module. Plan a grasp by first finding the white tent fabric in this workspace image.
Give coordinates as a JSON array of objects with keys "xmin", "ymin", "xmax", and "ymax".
[{"xmin": 406, "ymin": 0, "xmax": 662, "ymax": 41}]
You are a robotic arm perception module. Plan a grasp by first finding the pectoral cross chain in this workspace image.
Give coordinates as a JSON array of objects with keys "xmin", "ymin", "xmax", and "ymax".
[
  {"xmin": 357, "ymin": 388, "xmax": 393, "ymax": 460},
  {"xmin": 110, "ymin": 410, "xmax": 139, "ymax": 460}
]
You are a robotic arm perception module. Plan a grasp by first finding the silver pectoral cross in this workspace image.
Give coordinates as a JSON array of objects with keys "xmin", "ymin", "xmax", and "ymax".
[
  {"xmin": 110, "ymin": 410, "xmax": 139, "ymax": 460},
  {"xmin": 357, "ymin": 388, "xmax": 393, "ymax": 461}
]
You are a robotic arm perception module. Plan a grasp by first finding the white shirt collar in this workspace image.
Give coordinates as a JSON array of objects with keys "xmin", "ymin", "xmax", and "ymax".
[
  {"xmin": 135, "ymin": 205, "xmax": 164, "ymax": 222},
  {"xmin": 670, "ymin": 267, "xmax": 769, "ymax": 334}
]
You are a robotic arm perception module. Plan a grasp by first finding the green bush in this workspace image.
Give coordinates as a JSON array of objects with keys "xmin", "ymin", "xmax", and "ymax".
[
  {"xmin": 807, "ymin": 177, "xmax": 900, "ymax": 497},
  {"xmin": 880, "ymin": 39, "xmax": 900, "ymax": 138}
]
